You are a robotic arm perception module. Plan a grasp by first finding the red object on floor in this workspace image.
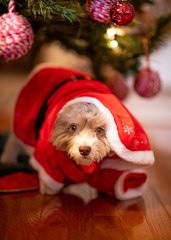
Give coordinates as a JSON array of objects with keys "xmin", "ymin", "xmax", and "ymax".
[{"xmin": 0, "ymin": 172, "xmax": 39, "ymax": 193}]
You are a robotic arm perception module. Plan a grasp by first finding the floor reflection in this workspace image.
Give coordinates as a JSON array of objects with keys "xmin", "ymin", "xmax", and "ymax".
[{"xmin": 38, "ymin": 192, "xmax": 146, "ymax": 240}]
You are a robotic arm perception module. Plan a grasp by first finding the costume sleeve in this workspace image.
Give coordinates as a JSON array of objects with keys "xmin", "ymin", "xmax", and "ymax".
[
  {"xmin": 88, "ymin": 157, "xmax": 147, "ymax": 200},
  {"xmin": 29, "ymin": 139, "xmax": 66, "ymax": 192}
]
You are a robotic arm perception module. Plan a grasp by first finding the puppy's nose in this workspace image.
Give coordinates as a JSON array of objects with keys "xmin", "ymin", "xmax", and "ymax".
[{"xmin": 79, "ymin": 146, "xmax": 91, "ymax": 156}]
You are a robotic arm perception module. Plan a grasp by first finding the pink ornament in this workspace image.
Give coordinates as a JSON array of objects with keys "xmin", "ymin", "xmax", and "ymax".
[
  {"xmin": 110, "ymin": 0, "xmax": 135, "ymax": 26},
  {"xmin": 134, "ymin": 67, "xmax": 161, "ymax": 98},
  {"xmin": 86, "ymin": 0, "xmax": 113, "ymax": 23},
  {"xmin": 0, "ymin": 0, "xmax": 34, "ymax": 61},
  {"xmin": 107, "ymin": 72, "xmax": 129, "ymax": 100}
]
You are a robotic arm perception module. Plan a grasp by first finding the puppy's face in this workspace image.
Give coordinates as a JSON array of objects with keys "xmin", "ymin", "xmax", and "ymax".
[{"xmin": 51, "ymin": 102, "xmax": 114, "ymax": 166}]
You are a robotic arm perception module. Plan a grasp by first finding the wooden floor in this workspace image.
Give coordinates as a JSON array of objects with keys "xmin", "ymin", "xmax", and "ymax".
[{"xmin": 0, "ymin": 120, "xmax": 171, "ymax": 240}]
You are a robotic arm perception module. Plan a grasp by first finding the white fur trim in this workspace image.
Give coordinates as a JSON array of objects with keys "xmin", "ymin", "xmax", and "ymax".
[
  {"xmin": 59, "ymin": 97, "xmax": 154, "ymax": 166},
  {"xmin": 101, "ymin": 158, "xmax": 142, "ymax": 171},
  {"xmin": 114, "ymin": 169, "xmax": 147, "ymax": 200},
  {"xmin": 29, "ymin": 156, "xmax": 64, "ymax": 192}
]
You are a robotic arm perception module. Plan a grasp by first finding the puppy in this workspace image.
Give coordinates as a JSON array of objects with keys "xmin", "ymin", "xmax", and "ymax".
[
  {"xmin": 51, "ymin": 102, "xmax": 114, "ymax": 166},
  {"xmin": 0, "ymin": 66, "xmax": 154, "ymax": 199}
]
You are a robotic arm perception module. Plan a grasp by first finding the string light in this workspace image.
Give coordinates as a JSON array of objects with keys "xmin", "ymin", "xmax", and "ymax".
[
  {"xmin": 106, "ymin": 27, "xmax": 123, "ymax": 49},
  {"xmin": 115, "ymin": 28, "xmax": 125, "ymax": 36},
  {"xmin": 110, "ymin": 40, "xmax": 118, "ymax": 48},
  {"xmin": 107, "ymin": 28, "xmax": 116, "ymax": 39},
  {"xmin": 106, "ymin": 27, "xmax": 125, "ymax": 38}
]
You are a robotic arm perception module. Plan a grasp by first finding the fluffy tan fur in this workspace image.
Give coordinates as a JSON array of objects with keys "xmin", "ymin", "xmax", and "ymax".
[{"xmin": 51, "ymin": 102, "xmax": 114, "ymax": 165}]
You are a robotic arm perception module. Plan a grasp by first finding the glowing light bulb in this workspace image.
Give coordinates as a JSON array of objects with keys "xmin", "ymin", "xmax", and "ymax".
[
  {"xmin": 110, "ymin": 40, "xmax": 118, "ymax": 48},
  {"xmin": 107, "ymin": 28, "xmax": 116, "ymax": 39},
  {"xmin": 116, "ymin": 29, "xmax": 125, "ymax": 36}
]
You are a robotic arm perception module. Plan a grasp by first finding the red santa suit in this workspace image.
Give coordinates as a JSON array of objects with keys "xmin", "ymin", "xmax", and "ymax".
[{"xmin": 13, "ymin": 64, "xmax": 154, "ymax": 200}]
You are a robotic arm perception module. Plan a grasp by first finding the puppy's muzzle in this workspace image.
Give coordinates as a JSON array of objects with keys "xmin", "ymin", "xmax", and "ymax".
[{"xmin": 79, "ymin": 146, "xmax": 91, "ymax": 156}]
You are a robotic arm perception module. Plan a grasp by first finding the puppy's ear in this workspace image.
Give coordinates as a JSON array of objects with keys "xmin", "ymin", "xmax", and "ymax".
[
  {"xmin": 107, "ymin": 150, "xmax": 115, "ymax": 157},
  {"xmin": 50, "ymin": 118, "xmax": 61, "ymax": 145},
  {"xmin": 50, "ymin": 117, "xmax": 69, "ymax": 151},
  {"xmin": 50, "ymin": 130, "xmax": 56, "ymax": 146}
]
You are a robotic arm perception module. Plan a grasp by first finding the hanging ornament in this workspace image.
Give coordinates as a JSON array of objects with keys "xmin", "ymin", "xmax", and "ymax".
[
  {"xmin": 86, "ymin": 0, "xmax": 113, "ymax": 23},
  {"xmin": 134, "ymin": 67, "xmax": 161, "ymax": 98},
  {"xmin": 104, "ymin": 67, "xmax": 129, "ymax": 100},
  {"xmin": 134, "ymin": 38, "xmax": 161, "ymax": 98},
  {"xmin": 0, "ymin": 0, "xmax": 34, "ymax": 61},
  {"xmin": 110, "ymin": 0, "xmax": 135, "ymax": 26}
]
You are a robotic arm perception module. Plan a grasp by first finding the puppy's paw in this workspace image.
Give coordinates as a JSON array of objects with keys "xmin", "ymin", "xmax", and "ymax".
[{"xmin": 39, "ymin": 180, "xmax": 57, "ymax": 195}]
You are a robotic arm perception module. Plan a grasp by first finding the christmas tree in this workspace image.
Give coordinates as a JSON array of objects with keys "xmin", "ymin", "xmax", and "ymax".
[{"xmin": 0, "ymin": 0, "xmax": 171, "ymax": 98}]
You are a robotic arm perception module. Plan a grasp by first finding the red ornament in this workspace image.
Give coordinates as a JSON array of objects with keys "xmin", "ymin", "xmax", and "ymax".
[
  {"xmin": 134, "ymin": 67, "xmax": 161, "ymax": 98},
  {"xmin": 0, "ymin": 0, "xmax": 34, "ymax": 61},
  {"xmin": 110, "ymin": 0, "xmax": 135, "ymax": 26},
  {"xmin": 107, "ymin": 72, "xmax": 129, "ymax": 100},
  {"xmin": 86, "ymin": 0, "xmax": 113, "ymax": 23}
]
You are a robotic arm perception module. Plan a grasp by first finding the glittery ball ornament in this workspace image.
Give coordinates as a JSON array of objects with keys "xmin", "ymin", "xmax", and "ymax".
[
  {"xmin": 110, "ymin": 0, "xmax": 135, "ymax": 26},
  {"xmin": 86, "ymin": 0, "xmax": 113, "ymax": 23},
  {"xmin": 134, "ymin": 67, "xmax": 161, "ymax": 98},
  {"xmin": 107, "ymin": 71, "xmax": 129, "ymax": 100},
  {"xmin": 0, "ymin": 0, "xmax": 34, "ymax": 61}
]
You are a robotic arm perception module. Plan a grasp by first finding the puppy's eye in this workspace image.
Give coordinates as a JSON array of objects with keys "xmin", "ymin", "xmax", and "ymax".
[
  {"xmin": 70, "ymin": 125, "xmax": 77, "ymax": 131},
  {"xmin": 96, "ymin": 127, "xmax": 104, "ymax": 133}
]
